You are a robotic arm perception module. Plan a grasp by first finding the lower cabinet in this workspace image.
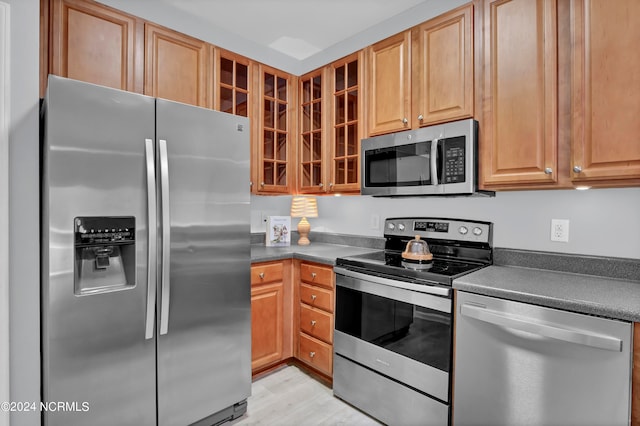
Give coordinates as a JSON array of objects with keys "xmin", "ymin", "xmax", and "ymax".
[
  {"xmin": 251, "ymin": 259, "xmax": 335, "ymax": 380},
  {"xmin": 250, "ymin": 260, "xmax": 292, "ymax": 373},
  {"xmin": 295, "ymin": 261, "xmax": 335, "ymax": 378}
]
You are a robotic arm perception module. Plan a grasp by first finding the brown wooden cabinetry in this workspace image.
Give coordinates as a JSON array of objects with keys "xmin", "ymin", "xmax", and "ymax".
[
  {"xmin": 366, "ymin": 4, "xmax": 474, "ymax": 137},
  {"xmin": 256, "ymin": 65, "xmax": 296, "ymax": 194},
  {"xmin": 144, "ymin": 23, "xmax": 210, "ymax": 107},
  {"xmin": 250, "ymin": 260, "xmax": 293, "ymax": 373},
  {"xmin": 570, "ymin": 0, "xmax": 640, "ymax": 186},
  {"xmin": 412, "ymin": 3, "xmax": 473, "ymax": 126},
  {"xmin": 366, "ymin": 31, "xmax": 412, "ymax": 136},
  {"xmin": 297, "ymin": 68, "xmax": 327, "ymax": 194},
  {"xmin": 329, "ymin": 53, "xmax": 363, "ymax": 193},
  {"xmin": 296, "ymin": 261, "xmax": 334, "ymax": 377},
  {"xmin": 478, "ymin": 0, "xmax": 559, "ymax": 188},
  {"xmin": 47, "ymin": 0, "xmax": 143, "ymax": 94}
]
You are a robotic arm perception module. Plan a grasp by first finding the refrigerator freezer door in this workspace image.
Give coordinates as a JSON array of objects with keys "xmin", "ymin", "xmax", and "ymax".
[
  {"xmin": 42, "ymin": 76, "xmax": 157, "ymax": 426},
  {"xmin": 155, "ymin": 100, "xmax": 251, "ymax": 426}
]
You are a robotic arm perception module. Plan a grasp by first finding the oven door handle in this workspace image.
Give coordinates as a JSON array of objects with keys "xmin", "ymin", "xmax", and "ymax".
[{"xmin": 334, "ymin": 266, "xmax": 451, "ymax": 313}]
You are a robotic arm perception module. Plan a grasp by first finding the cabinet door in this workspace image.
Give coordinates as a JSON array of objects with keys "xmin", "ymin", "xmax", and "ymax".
[
  {"xmin": 251, "ymin": 281, "xmax": 284, "ymax": 371},
  {"xmin": 49, "ymin": 0, "xmax": 142, "ymax": 93},
  {"xmin": 298, "ymin": 68, "xmax": 327, "ymax": 194},
  {"xmin": 330, "ymin": 52, "xmax": 363, "ymax": 193},
  {"xmin": 479, "ymin": 0, "xmax": 558, "ymax": 187},
  {"xmin": 366, "ymin": 31, "xmax": 411, "ymax": 136},
  {"xmin": 571, "ymin": 0, "xmax": 640, "ymax": 185},
  {"xmin": 413, "ymin": 3, "xmax": 473, "ymax": 126},
  {"xmin": 144, "ymin": 23, "xmax": 209, "ymax": 107},
  {"xmin": 257, "ymin": 65, "xmax": 296, "ymax": 194}
]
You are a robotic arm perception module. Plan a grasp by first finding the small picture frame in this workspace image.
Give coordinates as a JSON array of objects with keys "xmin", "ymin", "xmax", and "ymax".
[{"xmin": 266, "ymin": 216, "xmax": 291, "ymax": 247}]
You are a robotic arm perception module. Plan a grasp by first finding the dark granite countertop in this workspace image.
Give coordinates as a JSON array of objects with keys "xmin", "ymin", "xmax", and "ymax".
[
  {"xmin": 251, "ymin": 243, "xmax": 380, "ymax": 265},
  {"xmin": 454, "ymin": 250, "xmax": 640, "ymax": 322}
]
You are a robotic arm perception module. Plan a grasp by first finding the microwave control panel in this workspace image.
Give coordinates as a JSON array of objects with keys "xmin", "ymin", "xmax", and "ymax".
[{"xmin": 442, "ymin": 136, "xmax": 466, "ymax": 183}]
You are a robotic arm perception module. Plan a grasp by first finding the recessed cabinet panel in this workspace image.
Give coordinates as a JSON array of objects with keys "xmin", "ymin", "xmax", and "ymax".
[
  {"xmin": 413, "ymin": 3, "xmax": 473, "ymax": 126},
  {"xmin": 366, "ymin": 32, "xmax": 411, "ymax": 136},
  {"xmin": 50, "ymin": 0, "xmax": 141, "ymax": 93},
  {"xmin": 145, "ymin": 23, "xmax": 209, "ymax": 107},
  {"xmin": 571, "ymin": 0, "xmax": 640, "ymax": 184},
  {"xmin": 479, "ymin": 0, "xmax": 558, "ymax": 187}
]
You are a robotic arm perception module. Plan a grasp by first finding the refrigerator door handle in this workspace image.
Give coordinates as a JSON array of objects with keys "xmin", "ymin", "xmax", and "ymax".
[
  {"xmin": 159, "ymin": 139, "xmax": 171, "ymax": 335},
  {"xmin": 144, "ymin": 139, "xmax": 157, "ymax": 340}
]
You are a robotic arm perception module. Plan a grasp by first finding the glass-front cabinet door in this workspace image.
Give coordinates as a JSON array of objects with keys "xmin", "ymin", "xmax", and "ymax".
[
  {"xmin": 330, "ymin": 52, "xmax": 362, "ymax": 193},
  {"xmin": 257, "ymin": 65, "xmax": 295, "ymax": 194},
  {"xmin": 298, "ymin": 68, "xmax": 327, "ymax": 193},
  {"xmin": 215, "ymin": 49, "xmax": 251, "ymax": 117}
]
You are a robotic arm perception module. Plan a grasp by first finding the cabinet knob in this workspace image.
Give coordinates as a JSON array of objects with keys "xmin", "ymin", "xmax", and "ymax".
[
  {"xmin": 319, "ymin": 183, "xmax": 323, "ymax": 188},
  {"xmin": 311, "ymin": 320, "xmax": 317, "ymax": 326},
  {"xmin": 573, "ymin": 166, "xmax": 582, "ymax": 173},
  {"xmin": 311, "ymin": 294, "xmax": 317, "ymax": 301},
  {"xmin": 311, "ymin": 272, "xmax": 317, "ymax": 279},
  {"xmin": 417, "ymin": 114, "xmax": 424, "ymax": 121},
  {"xmin": 309, "ymin": 351, "xmax": 316, "ymax": 358},
  {"xmin": 402, "ymin": 117, "xmax": 408, "ymax": 124},
  {"xmin": 329, "ymin": 182, "xmax": 333, "ymax": 188},
  {"xmin": 249, "ymin": 181, "xmax": 253, "ymax": 187},
  {"xmin": 544, "ymin": 168, "xmax": 553, "ymax": 174},
  {"xmin": 259, "ymin": 272, "xmax": 265, "ymax": 279}
]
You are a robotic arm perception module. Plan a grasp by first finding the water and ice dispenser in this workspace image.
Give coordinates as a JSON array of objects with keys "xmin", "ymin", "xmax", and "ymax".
[{"xmin": 74, "ymin": 217, "xmax": 136, "ymax": 295}]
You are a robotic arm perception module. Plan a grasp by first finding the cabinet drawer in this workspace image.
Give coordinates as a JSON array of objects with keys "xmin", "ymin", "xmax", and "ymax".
[
  {"xmin": 299, "ymin": 333, "xmax": 332, "ymax": 376},
  {"xmin": 300, "ymin": 304, "xmax": 333, "ymax": 344},
  {"xmin": 300, "ymin": 283, "xmax": 333, "ymax": 313},
  {"xmin": 300, "ymin": 262, "xmax": 333, "ymax": 288},
  {"xmin": 251, "ymin": 262, "xmax": 284, "ymax": 285}
]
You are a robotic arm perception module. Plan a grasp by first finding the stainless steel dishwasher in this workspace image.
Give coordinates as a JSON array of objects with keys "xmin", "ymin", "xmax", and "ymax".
[{"xmin": 453, "ymin": 291, "xmax": 633, "ymax": 426}]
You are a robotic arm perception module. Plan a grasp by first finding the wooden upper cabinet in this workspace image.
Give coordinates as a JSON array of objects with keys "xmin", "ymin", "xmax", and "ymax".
[
  {"xmin": 144, "ymin": 23, "xmax": 210, "ymax": 108},
  {"xmin": 329, "ymin": 53, "xmax": 363, "ymax": 193},
  {"xmin": 412, "ymin": 3, "xmax": 473, "ymax": 127},
  {"xmin": 256, "ymin": 65, "xmax": 296, "ymax": 194},
  {"xmin": 298, "ymin": 68, "xmax": 327, "ymax": 194},
  {"xmin": 571, "ymin": 0, "xmax": 640, "ymax": 186},
  {"xmin": 214, "ymin": 49, "xmax": 252, "ymax": 117},
  {"xmin": 366, "ymin": 31, "xmax": 412, "ymax": 136},
  {"xmin": 479, "ymin": 0, "xmax": 559, "ymax": 188},
  {"xmin": 49, "ymin": 0, "xmax": 143, "ymax": 93}
]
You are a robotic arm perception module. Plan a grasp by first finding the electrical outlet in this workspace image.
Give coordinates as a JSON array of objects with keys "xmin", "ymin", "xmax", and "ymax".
[
  {"xmin": 370, "ymin": 214, "xmax": 380, "ymax": 230},
  {"xmin": 551, "ymin": 219, "xmax": 569, "ymax": 242}
]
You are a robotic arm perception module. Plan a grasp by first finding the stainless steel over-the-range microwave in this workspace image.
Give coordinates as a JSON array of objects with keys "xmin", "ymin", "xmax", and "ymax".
[{"xmin": 361, "ymin": 118, "xmax": 481, "ymax": 196}]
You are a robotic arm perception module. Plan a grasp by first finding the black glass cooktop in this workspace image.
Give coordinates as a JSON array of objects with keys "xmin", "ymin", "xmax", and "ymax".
[{"xmin": 336, "ymin": 250, "xmax": 486, "ymax": 285}]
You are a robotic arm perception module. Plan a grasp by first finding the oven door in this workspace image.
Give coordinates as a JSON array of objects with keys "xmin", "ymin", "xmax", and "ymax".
[{"xmin": 334, "ymin": 267, "xmax": 452, "ymax": 402}]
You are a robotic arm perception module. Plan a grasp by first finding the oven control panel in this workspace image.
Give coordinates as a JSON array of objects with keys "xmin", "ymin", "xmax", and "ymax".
[{"xmin": 385, "ymin": 217, "xmax": 492, "ymax": 244}]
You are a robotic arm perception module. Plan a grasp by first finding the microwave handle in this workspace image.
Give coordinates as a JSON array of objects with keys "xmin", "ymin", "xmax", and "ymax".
[{"xmin": 430, "ymin": 138, "xmax": 439, "ymax": 185}]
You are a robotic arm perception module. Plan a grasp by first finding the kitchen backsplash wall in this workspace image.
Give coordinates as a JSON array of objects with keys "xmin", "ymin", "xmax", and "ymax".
[{"xmin": 251, "ymin": 187, "xmax": 640, "ymax": 259}]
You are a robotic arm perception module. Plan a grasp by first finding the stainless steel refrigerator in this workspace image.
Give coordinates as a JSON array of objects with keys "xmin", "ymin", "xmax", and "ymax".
[{"xmin": 41, "ymin": 75, "xmax": 251, "ymax": 426}]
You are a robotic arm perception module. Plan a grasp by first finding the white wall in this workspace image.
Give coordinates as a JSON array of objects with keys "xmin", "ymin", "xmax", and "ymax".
[
  {"xmin": 251, "ymin": 187, "xmax": 640, "ymax": 260},
  {"xmin": 5, "ymin": 0, "xmax": 40, "ymax": 425},
  {"xmin": 0, "ymin": 3, "xmax": 10, "ymax": 426}
]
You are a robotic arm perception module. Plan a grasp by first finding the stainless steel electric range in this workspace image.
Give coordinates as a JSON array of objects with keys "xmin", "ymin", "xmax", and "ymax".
[{"xmin": 333, "ymin": 217, "xmax": 493, "ymax": 426}]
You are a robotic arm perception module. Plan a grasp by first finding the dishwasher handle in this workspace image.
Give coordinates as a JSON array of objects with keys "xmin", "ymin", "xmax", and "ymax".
[{"xmin": 460, "ymin": 303, "xmax": 623, "ymax": 352}]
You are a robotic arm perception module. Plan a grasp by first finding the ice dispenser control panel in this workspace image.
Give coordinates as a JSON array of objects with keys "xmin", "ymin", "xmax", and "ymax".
[
  {"xmin": 75, "ymin": 217, "xmax": 135, "ymax": 246},
  {"xmin": 74, "ymin": 217, "xmax": 136, "ymax": 295}
]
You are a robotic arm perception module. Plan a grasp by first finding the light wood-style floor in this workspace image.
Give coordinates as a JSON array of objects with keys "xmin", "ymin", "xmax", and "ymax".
[{"xmin": 228, "ymin": 365, "xmax": 382, "ymax": 425}]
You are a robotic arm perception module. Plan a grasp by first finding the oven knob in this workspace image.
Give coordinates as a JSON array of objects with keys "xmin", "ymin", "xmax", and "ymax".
[
  {"xmin": 398, "ymin": 224, "xmax": 405, "ymax": 231},
  {"xmin": 458, "ymin": 226, "xmax": 468, "ymax": 235},
  {"xmin": 473, "ymin": 227, "xmax": 483, "ymax": 236},
  {"xmin": 387, "ymin": 223, "xmax": 395, "ymax": 231}
]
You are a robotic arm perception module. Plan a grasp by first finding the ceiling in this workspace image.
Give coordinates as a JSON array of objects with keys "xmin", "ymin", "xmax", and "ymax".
[{"xmin": 159, "ymin": 0, "xmax": 427, "ymax": 60}]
